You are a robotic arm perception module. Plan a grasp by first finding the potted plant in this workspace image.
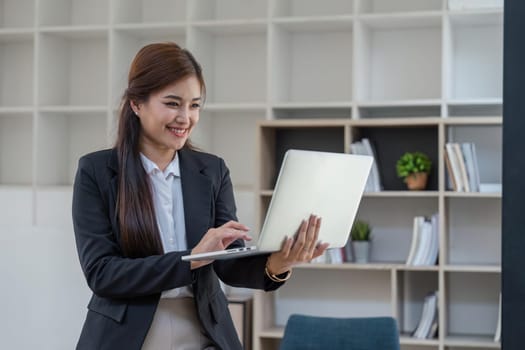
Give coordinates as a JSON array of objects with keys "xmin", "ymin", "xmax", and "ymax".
[
  {"xmin": 396, "ymin": 151, "xmax": 432, "ymax": 190},
  {"xmin": 350, "ymin": 220, "xmax": 372, "ymax": 263}
]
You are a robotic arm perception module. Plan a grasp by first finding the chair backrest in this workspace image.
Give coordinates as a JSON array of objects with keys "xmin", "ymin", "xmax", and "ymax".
[{"xmin": 279, "ymin": 314, "xmax": 401, "ymax": 350}]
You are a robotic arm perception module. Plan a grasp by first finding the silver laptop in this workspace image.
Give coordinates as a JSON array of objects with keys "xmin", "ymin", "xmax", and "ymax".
[{"xmin": 181, "ymin": 149, "xmax": 373, "ymax": 261}]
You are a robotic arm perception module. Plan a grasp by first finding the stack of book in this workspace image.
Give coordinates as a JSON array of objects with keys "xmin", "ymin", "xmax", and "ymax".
[
  {"xmin": 406, "ymin": 214, "xmax": 439, "ymax": 266},
  {"xmin": 350, "ymin": 138, "xmax": 382, "ymax": 192},
  {"xmin": 413, "ymin": 291, "xmax": 439, "ymax": 339},
  {"xmin": 444, "ymin": 142, "xmax": 480, "ymax": 192}
]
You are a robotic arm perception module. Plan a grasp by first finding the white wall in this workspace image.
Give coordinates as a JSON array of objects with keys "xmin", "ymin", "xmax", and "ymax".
[{"xmin": 0, "ymin": 223, "xmax": 91, "ymax": 348}]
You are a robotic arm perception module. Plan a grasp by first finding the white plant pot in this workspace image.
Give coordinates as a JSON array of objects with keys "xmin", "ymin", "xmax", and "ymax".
[{"xmin": 352, "ymin": 241, "xmax": 371, "ymax": 263}]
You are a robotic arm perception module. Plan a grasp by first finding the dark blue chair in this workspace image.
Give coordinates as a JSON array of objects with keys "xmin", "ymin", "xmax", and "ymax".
[{"xmin": 279, "ymin": 315, "xmax": 400, "ymax": 350}]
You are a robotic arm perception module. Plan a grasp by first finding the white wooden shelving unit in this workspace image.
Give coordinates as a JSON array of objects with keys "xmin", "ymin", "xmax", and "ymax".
[{"xmin": 0, "ymin": 1, "xmax": 502, "ymax": 349}]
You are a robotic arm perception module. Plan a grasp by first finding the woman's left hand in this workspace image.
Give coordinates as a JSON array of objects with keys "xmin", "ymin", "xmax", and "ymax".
[{"xmin": 266, "ymin": 214, "xmax": 329, "ymax": 276}]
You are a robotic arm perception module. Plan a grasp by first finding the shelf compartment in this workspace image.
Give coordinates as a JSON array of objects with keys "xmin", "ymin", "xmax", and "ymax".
[
  {"xmin": 191, "ymin": 110, "xmax": 265, "ymax": 189},
  {"xmin": 189, "ymin": 0, "xmax": 267, "ymax": 21},
  {"xmin": 113, "ymin": 0, "xmax": 186, "ymax": 24},
  {"xmin": 357, "ymin": 102, "xmax": 442, "ymax": 119},
  {"xmin": 444, "ymin": 334, "xmax": 500, "ymax": 348},
  {"xmin": 446, "ymin": 124, "xmax": 502, "ymax": 188},
  {"xmin": 445, "ymin": 272, "xmax": 500, "ymax": 341},
  {"xmin": 0, "ymin": 0, "xmax": 34, "ymax": 28},
  {"xmin": 272, "ymin": 105, "xmax": 352, "ymax": 119},
  {"xmin": 0, "ymin": 186, "xmax": 33, "ymax": 225},
  {"xmin": 0, "ymin": 36, "xmax": 33, "ymax": 107},
  {"xmin": 189, "ymin": 25, "xmax": 267, "ymax": 104},
  {"xmin": 356, "ymin": 197, "xmax": 439, "ymax": 263},
  {"xmin": 258, "ymin": 125, "xmax": 345, "ymax": 190},
  {"xmin": 351, "ymin": 125, "xmax": 439, "ymax": 191},
  {"xmin": 447, "ymin": 99, "xmax": 502, "ymax": 117},
  {"xmin": 445, "ymin": 197, "xmax": 501, "ymax": 266},
  {"xmin": 111, "ymin": 26, "xmax": 186, "ymax": 107},
  {"xmin": 36, "ymin": 111, "xmax": 108, "ymax": 186},
  {"xmin": 38, "ymin": 31, "xmax": 108, "ymax": 107},
  {"xmin": 396, "ymin": 270, "xmax": 439, "ymax": 339},
  {"xmin": 272, "ymin": 0, "xmax": 353, "ymax": 18},
  {"xmin": 0, "ymin": 113, "xmax": 33, "ymax": 185},
  {"xmin": 355, "ymin": 16, "xmax": 441, "ymax": 102},
  {"xmin": 274, "ymin": 268, "xmax": 392, "ymax": 326},
  {"xmin": 271, "ymin": 20, "xmax": 353, "ymax": 104},
  {"xmin": 358, "ymin": 0, "xmax": 443, "ymax": 14},
  {"xmin": 38, "ymin": 0, "xmax": 108, "ymax": 26},
  {"xmin": 447, "ymin": 12, "xmax": 503, "ymax": 101}
]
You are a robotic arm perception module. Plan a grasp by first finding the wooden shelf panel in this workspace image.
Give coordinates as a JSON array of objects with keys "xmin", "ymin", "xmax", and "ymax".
[{"xmin": 445, "ymin": 334, "xmax": 500, "ymax": 348}]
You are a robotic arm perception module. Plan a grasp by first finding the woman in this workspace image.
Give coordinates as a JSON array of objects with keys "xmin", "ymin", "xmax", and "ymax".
[{"xmin": 72, "ymin": 42, "xmax": 328, "ymax": 350}]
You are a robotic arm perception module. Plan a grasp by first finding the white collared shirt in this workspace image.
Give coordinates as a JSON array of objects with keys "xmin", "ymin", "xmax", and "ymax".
[{"xmin": 140, "ymin": 152, "xmax": 192, "ymax": 298}]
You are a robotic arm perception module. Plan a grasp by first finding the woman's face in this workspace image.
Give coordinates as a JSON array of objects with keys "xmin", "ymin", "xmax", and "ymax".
[{"xmin": 132, "ymin": 75, "xmax": 202, "ymax": 159}]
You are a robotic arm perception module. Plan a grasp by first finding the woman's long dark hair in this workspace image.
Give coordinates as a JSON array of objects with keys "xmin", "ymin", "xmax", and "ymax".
[{"xmin": 115, "ymin": 42, "xmax": 206, "ymax": 258}]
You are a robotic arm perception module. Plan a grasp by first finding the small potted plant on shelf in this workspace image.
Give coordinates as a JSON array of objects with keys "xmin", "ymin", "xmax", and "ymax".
[
  {"xmin": 396, "ymin": 151, "xmax": 432, "ymax": 190},
  {"xmin": 350, "ymin": 220, "xmax": 372, "ymax": 263}
]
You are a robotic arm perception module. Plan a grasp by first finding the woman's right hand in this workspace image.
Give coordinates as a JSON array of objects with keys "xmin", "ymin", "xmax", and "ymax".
[{"xmin": 190, "ymin": 220, "xmax": 251, "ymax": 270}]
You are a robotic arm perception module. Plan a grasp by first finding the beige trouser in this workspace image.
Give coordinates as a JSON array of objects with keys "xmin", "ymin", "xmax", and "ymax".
[{"xmin": 142, "ymin": 297, "xmax": 216, "ymax": 350}]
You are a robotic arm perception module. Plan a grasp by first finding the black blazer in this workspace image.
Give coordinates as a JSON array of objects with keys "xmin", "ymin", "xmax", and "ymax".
[{"xmin": 72, "ymin": 148, "xmax": 283, "ymax": 350}]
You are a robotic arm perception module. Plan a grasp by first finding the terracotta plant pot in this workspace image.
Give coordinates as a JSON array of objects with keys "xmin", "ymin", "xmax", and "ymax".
[{"xmin": 405, "ymin": 172, "xmax": 428, "ymax": 190}]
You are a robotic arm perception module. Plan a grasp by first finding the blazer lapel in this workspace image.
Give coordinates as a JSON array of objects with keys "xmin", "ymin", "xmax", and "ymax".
[
  {"xmin": 178, "ymin": 148, "xmax": 212, "ymax": 248},
  {"xmin": 107, "ymin": 149, "xmax": 121, "ymax": 242}
]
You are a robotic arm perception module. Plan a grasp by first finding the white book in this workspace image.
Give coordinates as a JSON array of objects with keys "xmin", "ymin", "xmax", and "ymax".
[
  {"xmin": 413, "ymin": 295, "xmax": 431, "ymax": 338},
  {"xmin": 351, "ymin": 141, "xmax": 374, "ymax": 192},
  {"xmin": 461, "ymin": 143, "xmax": 480, "ymax": 192},
  {"xmin": 413, "ymin": 220, "xmax": 432, "ymax": 266},
  {"xmin": 426, "ymin": 294, "xmax": 439, "ymax": 339},
  {"xmin": 425, "ymin": 214, "xmax": 439, "ymax": 266},
  {"xmin": 445, "ymin": 143, "xmax": 464, "ymax": 192},
  {"xmin": 470, "ymin": 143, "xmax": 481, "ymax": 192},
  {"xmin": 414, "ymin": 292, "xmax": 438, "ymax": 339},
  {"xmin": 361, "ymin": 138, "xmax": 382, "ymax": 191},
  {"xmin": 453, "ymin": 143, "xmax": 470, "ymax": 192},
  {"xmin": 406, "ymin": 216, "xmax": 424, "ymax": 265},
  {"xmin": 327, "ymin": 248, "xmax": 344, "ymax": 264}
]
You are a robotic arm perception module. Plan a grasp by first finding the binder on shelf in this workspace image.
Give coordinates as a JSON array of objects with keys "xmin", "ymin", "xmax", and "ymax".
[
  {"xmin": 406, "ymin": 216, "xmax": 424, "ymax": 265},
  {"xmin": 462, "ymin": 142, "xmax": 481, "ymax": 192},
  {"xmin": 444, "ymin": 150, "xmax": 458, "ymax": 191},
  {"xmin": 413, "ymin": 291, "xmax": 438, "ymax": 339},
  {"xmin": 453, "ymin": 143, "xmax": 471, "ymax": 192},
  {"xmin": 445, "ymin": 142, "xmax": 481, "ymax": 192},
  {"xmin": 327, "ymin": 248, "xmax": 344, "ymax": 264},
  {"xmin": 445, "ymin": 143, "xmax": 464, "ymax": 192},
  {"xmin": 406, "ymin": 214, "xmax": 439, "ymax": 266},
  {"xmin": 427, "ymin": 214, "xmax": 439, "ymax": 266},
  {"xmin": 350, "ymin": 138, "xmax": 382, "ymax": 192}
]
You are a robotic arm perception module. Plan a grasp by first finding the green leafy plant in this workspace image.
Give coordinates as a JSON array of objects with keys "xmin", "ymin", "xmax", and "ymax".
[
  {"xmin": 396, "ymin": 152, "xmax": 432, "ymax": 178},
  {"xmin": 350, "ymin": 220, "xmax": 372, "ymax": 241}
]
